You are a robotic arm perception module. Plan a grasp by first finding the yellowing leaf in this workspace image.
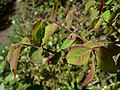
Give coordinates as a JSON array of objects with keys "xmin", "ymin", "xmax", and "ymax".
[
  {"xmin": 32, "ymin": 19, "xmax": 45, "ymax": 45},
  {"xmin": 51, "ymin": 0, "xmax": 59, "ymax": 18},
  {"xmin": 7, "ymin": 43, "xmax": 15, "ymax": 62},
  {"xmin": 65, "ymin": 6, "xmax": 77, "ymax": 29},
  {"xmin": 82, "ymin": 41, "xmax": 105, "ymax": 49},
  {"xmin": 82, "ymin": 57, "xmax": 95, "ymax": 87},
  {"xmin": 66, "ymin": 46, "xmax": 91, "ymax": 65},
  {"xmin": 8, "ymin": 45, "xmax": 22, "ymax": 79},
  {"xmin": 85, "ymin": 1, "xmax": 95, "ymax": 15},
  {"xmin": 42, "ymin": 23, "xmax": 58, "ymax": 45},
  {"xmin": 60, "ymin": 34, "xmax": 76, "ymax": 50},
  {"xmin": 21, "ymin": 37, "xmax": 31, "ymax": 45}
]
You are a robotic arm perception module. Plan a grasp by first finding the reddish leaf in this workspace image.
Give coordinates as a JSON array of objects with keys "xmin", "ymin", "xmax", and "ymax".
[
  {"xmin": 82, "ymin": 57, "xmax": 95, "ymax": 87},
  {"xmin": 66, "ymin": 46, "xmax": 91, "ymax": 65},
  {"xmin": 8, "ymin": 45, "xmax": 22, "ymax": 79}
]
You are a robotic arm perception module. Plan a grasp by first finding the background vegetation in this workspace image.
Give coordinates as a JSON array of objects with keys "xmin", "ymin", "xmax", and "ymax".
[{"xmin": 0, "ymin": 0, "xmax": 120, "ymax": 89}]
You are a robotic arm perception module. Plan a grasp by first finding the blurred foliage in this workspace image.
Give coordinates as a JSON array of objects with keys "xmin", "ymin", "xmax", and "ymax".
[{"xmin": 0, "ymin": 0, "xmax": 120, "ymax": 90}]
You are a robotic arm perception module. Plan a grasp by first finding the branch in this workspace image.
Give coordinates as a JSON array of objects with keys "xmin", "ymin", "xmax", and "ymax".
[{"xmin": 39, "ymin": 18, "xmax": 88, "ymax": 42}]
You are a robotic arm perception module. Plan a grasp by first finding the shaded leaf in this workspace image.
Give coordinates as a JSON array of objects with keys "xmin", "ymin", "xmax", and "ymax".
[
  {"xmin": 95, "ymin": 46, "xmax": 117, "ymax": 73},
  {"xmin": 90, "ymin": 8, "xmax": 99, "ymax": 21},
  {"xmin": 85, "ymin": 1, "xmax": 95, "ymax": 15},
  {"xmin": 117, "ymin": 56, "xmax": 120, "ymax": 71},
  {"xmin": 42, "ymin": 23, "xmax": 58, "ymax": 45},
  {"xmin": 0, "ymin": 61, "xmax": 6, "ymax": 75},
  {"xmin": 51, "ymin": 0, "xmax": 59, "ymax": 18},
  {"xmin": 60, "ymin": 34, "xmax": 76, "ymax": 50},
  {"xmin": 32, "ymin": 19, "xmax": 45, "ymax": 45},
  {"xmin": 66, "ymin": 46, "xmax": 91, "ymax": 65},
  {"xmin": 82, "ymin": 57, "xmax": 95, "ymax": 87},
  {"xmin": 31, "ymin": 47, "xmax": 43, "ymax": 64},
  {"xmin": 21, "ymin": 37, "xmax": 31, "ymax": 45},
  {"xmin": 5, "ymin": 73, "xmax": 18, "ymax": 85},
  {"xmin": 65, "ymin": 6, "xmax": 77, "ymax": 29},
  {"xmin": 106, "ymin": 43, "xmax": 120, "ymax": 56},
  {"xmin": 49, "ymin": 51, "xmax": 61, "ymax": 64},
  {"xmin": 8, "ymin": 45, "xmax": 22, "ymax": 79}
]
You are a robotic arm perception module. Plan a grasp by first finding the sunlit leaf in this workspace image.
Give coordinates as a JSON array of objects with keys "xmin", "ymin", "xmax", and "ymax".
[
  {"xmin": 42, "ymin": 23, "xmax": 58, "ymax": 45},
  {"xmin": 8, "ymin": 45, "xmax": 22, "ymax": 79},
  {"xmin": 60, "ymin": 34, "xmax": 76, "ymax": 50},
  {"xmin": 31, "ymin": 47, "xmax": 43, "ymax": 64},
  {"xmin": 0, "ymin": 83, "xmax": 4, "ymax": 90},
  {"xmin": 21, "ymin": 37, "xmax": 31, "ymax": 45},
  {"xmin": 82, "ymin": 57, "xmax": 95, "ymax": 87},
  {"xmin": 102, "ymin": 10, "xmax": 110, "ymax": 22},
  {"xmin": 94, "ymin": 18, "xmax": 103, "ymax": 29},
  {"xmin": 66, "ymin": 46, "xmax": 91, "ymax": 65},
  {"xmin": 85, "ymin": 1, "xmax": 95, "ymax": 15},
  {"xmin": 0, "ymin": 61, "xmax": 6, "ymax": 75}
]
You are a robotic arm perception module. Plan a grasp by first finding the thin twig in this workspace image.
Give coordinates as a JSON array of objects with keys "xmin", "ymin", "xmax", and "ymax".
[{"xmin": 39, "ymin": 18, "xmax": 88, "ymax": 42}]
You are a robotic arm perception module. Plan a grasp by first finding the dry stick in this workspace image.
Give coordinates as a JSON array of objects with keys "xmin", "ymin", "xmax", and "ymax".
[{"xmin": 39, "ymin": 18, "xmax": 88, "ymax": 42}]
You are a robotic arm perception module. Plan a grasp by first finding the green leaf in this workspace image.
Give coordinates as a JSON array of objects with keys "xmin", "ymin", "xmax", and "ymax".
[
  {"xmin": 85, "ymin": 1, "xmax": 95, "ymax": 15},
  {"xmin": 82, "ymin": 57, "xmax": 95, "ymax": 87},
  {"xmin": 90, "ymin": 9, "xmax": 99, "ymax": 21},
  {"xmin": 66, "ymin": 46, "xmax": 91, "ymax": 65},
  {"xmin": 60, "ymin": 34, "xmax": 76, "ymax": 50},
  {"xmin": 0, "ymin": 61, "xmax": 6, "ymax": 75},
  {"xmin": 0, "ymin": 83, "xmax": 4, "ymax": 90},
  {"xmin": 32, "ymin": 19, "xmax": 45, "ymax": 45},
  {"xmin": 21, "ymin": 37, "xmax": 31, "ymax": 45},
  {"xmin": 31, "ymin": 47, "xmax": 43, "ymax": 64},
  {"xmin": 105, "ymin": 0, "xmax": 112, "ymax": 5},
  {"xmin": 82, "ymin": 41, "xmax": 105, "ymax": 49},
  {"xmin": 102, "ymin": 10, "xmax": 110, "ymax": 22},
  {"xmin": 51, "ymin": 0, "xmax": 59, "ymax": 18},
  {"xmin": 42, "ymin": 23, "xmax": 58, "ymax": 45},
  {"xmin": 94, "ymin": 18, "xmax": 103, "ymax": 29},
  {"xmin": 65, "ymin": 6, "xmax": 77, "ymax": 29},
  {"xmin": 5, "ymin": 73, "xmax": 18, "ymax": 85},
  {"xmin": 8, "ymin": 45, "xmax": 22, "ymax": 79}
]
